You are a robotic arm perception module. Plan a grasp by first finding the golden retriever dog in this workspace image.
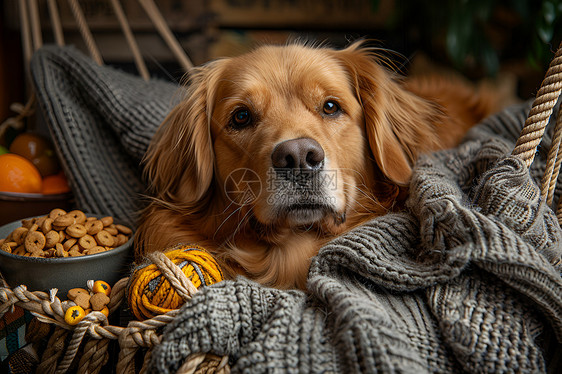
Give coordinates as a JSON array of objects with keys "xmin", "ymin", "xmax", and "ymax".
[{"xmin": 135, "ymin": 41, "xmax": 499, "ymax": 289}]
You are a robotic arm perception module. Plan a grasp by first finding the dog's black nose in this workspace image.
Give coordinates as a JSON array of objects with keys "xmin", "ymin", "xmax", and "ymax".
[{"xmin": 271, "ymin": 138, "xmax": 325, "ymax": 170}]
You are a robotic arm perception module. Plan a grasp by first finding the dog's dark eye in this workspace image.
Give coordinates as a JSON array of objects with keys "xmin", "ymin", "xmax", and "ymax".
[
  {"xmin": 231, "ymin": 108, "xmax": 252, "ymax": 129},
  {"xmin": 323, "ymin": 100, "xmax": 340, "ymax": 115}
]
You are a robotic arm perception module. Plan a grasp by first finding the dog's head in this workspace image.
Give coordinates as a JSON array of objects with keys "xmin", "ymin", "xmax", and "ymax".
[{"xmin": 144, "ymin": 41, "xmax": 444, "ymax": 237}]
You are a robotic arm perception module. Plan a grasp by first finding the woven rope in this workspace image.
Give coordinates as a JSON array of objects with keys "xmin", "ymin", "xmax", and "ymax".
[
  {"xmin": 138, "ymin": 0, "xmax": 194, "ymax": 70},
  {"xmin": 109, "ymin": 0, "xmax": 150, "ymax": 80},
  {"xmin": 37, "ymin": 327, "xmax": 68, "ymax": 374},
  {"xmin": 0, "ymin": 272, "xmax": 228, "ymax": 373},
  {"xmin": 67, "ymin": 0, "xmax": 103, "ymax": 65},
  {"xmin": 542, "ymin": 108, "xmax": 562, "ymax": 204},
  {"xmin": 46, "ymin": 0, "xmax": 64, "ymax": 46},
  {"xmin": 147, "ymin": 251, "xmax": 199, "ymax": 301},
  {"xmin": 177, "ymin": 353, "xmax": 231, "ymax": 374},
  {"xmin": 77, "ymin": 338, "xmax": 110, "ymax": 374},
  {"xmin": 512, "ymin": 42, "xmax": 562, "ymax": 167}
]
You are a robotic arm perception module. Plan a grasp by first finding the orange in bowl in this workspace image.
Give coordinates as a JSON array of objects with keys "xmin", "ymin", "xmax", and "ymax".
[
  {"xmin": 0, "ymin": 153, "xmax": 42, "ymax": 193},
  {"xmin": 41, "ymin": 172, "xmax": 71, "ymax": 195}
]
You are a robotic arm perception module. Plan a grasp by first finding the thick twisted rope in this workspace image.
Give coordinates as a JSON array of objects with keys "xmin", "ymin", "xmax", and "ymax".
[
  {"xmin": 177, "ymin": 353, "xmax": 231, "ymax": 374},
  {"xmin": 77, "ymin": 339, "xmax": 110, "ymax": 374},
  {"xmin": 117, "ymin": 310, "xmax": 180, "ymax": 373},
  {"xmin": 37, "ymin": 327, "xmax": 68, "ymax": 374},
  {"xmin": 542, "ymin": 108, "xmax": 562, "ymax": 205},
  {"xmin": 55, "ymin": 312, "xmax": 110, "ymax": 374},
  {"xmin": 512, "ymin": 42, "xmax": 562, "ymax": 167},
  {"xmin": 147, "ymin": 251, "xmax": 200, "ymax": 300},
  {"xmin": 67, "ymin": 0, "xmax": 103, "ymax": 65},
  {"xmin": 2, "ymin": 272, "xmax": 230, "ymax": 373},
  {"xmin": 109, "ymin": 0, "xmax": 150, "ymax": 80}
]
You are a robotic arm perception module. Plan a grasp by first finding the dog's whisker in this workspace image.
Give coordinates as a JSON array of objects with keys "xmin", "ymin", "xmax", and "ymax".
[
  {"xmin": 338, "ymin": 168, "xmax": 370, "ymax": 186},
  {"xmin": 213, "ymin": 205, "xmax": 245, "ymax": 239},
  {"xmin": 214, "ymin": 193, "xmax": 258, "ymax": 240},
  {"xmin": 223, "ymin": 206, "xmax": 255, "ymax": 245},
  {"xmin": 219, "ymin": 199, "xmax": 241, "ymax": 215},
  {"xmin": 341, "ymin": 181, "xmax": 389, "ymax": 213}
]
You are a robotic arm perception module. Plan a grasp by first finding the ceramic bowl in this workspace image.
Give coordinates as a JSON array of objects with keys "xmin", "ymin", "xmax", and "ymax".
[
  {"xmin": 0, "ymin": 191, "xmax": 74, "ymax": 226},
  {"xmin": 0, "ymin": 215, "xmax": 133, "ymax": 297}
]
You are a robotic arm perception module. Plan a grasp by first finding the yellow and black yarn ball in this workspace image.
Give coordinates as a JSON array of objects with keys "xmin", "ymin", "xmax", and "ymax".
[{"xmin": 127, "ymin": 245, "xmax": 223, "ymax": 320}]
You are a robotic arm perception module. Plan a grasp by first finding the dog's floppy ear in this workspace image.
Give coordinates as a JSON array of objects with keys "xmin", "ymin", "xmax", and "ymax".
[
  {"xmin": 143, "ymin": 60, "xmax": 225, "ymax": 203},
  {"xmin": 335, "ymin": 42, "xmax": 444, "ymax": 186}
]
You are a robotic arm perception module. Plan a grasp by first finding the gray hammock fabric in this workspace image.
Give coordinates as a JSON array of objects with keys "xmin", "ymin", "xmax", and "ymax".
[
  {"xmin": 30, "ymin": 46, "xmax": 562, "ymax": 373},
  {"xmin": 31, "ymin": 45, "xmax": 180, "ymax": 227}
]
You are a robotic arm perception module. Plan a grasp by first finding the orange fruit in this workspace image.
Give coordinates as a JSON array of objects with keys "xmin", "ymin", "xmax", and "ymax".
[
  {"xmin": 0, "ymin": 153, "xmax": 42, "ymax": 193},
  {"xmin": 41, "ymin": 172, "xmax": 71, "ymax": 195}
]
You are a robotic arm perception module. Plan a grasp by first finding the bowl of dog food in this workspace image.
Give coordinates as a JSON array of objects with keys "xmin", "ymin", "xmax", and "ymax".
[{"xmin": 0, "ymin": 208, "xmax": 134, "ymax": 296}]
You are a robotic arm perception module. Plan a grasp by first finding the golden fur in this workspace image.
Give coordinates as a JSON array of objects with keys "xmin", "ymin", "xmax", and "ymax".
[{"xmin": 135, "ymin": 41, "xmax": 499, "ymax": 289}]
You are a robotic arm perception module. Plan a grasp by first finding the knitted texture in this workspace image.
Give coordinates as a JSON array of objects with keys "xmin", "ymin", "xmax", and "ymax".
[
  {"xmin": 149, "ymin": 102, "xmax": 562, "ymax": 373},
  {"xmin": 30, "ymin": 45, "xmax": 180, "ymax": 227}
]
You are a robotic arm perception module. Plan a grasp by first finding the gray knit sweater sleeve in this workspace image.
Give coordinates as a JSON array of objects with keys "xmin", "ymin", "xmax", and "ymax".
[{"xmin": 149, "ymin": 102, "xmax": 562, "ymax": 373}]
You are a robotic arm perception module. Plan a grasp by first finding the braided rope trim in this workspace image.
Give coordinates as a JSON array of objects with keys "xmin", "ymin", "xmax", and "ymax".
[
  {"xmin": 0, "ymin": 273, "xmax": 229, "ymax": 373},
  {"xmin": 512, "ymin": 43, "xmax": 562, "ymax": 167}
]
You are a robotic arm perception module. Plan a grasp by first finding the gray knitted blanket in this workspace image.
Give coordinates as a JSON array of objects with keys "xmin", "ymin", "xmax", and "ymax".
[
  {"xmin": 30, "ymin": 46, "xmax": 562, "ymax": 373},
  {"xmin": 147, "ymin": 107, "xmax": 562, "ymax": 373}
]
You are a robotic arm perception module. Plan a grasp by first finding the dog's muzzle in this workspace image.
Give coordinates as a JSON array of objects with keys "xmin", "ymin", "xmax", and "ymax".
[{"xmin": 269, "ymin": 138, "xmax": 340, "ymax": 225}]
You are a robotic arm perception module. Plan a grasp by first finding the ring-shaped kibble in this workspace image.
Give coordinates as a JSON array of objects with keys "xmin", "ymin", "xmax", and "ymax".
[
  {"xmin": 25, "ymin": 231, "xmax": 46, "ymax": 253},
  {"xmin": 63, "ymin": 238, "xmax": 77, "ymax": 251},
  {"xmin": 100, "ymin": 216, "xmax": 113, "ymax": 227},
  {"xmin": 11, "ymin": 227, "xmax": 28, "ymax": 245},
  {"xmin": 78, "ymin": 235, "xmax": 96, "ymax": 250},
  {"xmin": 85, "ymin": 220, "xmax": 103, "ymax": 235},
  {"xmin": 49, "ymin": 208, "xmax": 67, "ymax": 220},
  {"xmin": 87, "ymin": 246, "xmax": 106, "ymax": 255},
  {"xmin": 41, "ymin": 218, "xmax": 53, "ymax": 233},
  {"xmin": 95, "ymin": 230, "xmax": 114, "ymax": 247},
  {"xmin": 68, "ymin": 210, "xmax": 87, "ymax": 224},
  {"xmin": 45, "ymin": 230, "xmax": 60, "ymax": 248},
  {"xmin": 115, "ymin": 224, "xmax": 132, "ymax": 235},
  {"xmin": 67, "ymin": 224, "xmax": 87, "ymax": 238}
]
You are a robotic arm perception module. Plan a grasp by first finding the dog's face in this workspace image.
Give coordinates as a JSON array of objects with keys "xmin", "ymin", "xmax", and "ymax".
[
  {"xmin": 209, "ymin": 45, "xmax": 371, "ymax": 230},
  {"xmin": 144, "ymin": 42, "xmax": 445, "ymax": 239}
]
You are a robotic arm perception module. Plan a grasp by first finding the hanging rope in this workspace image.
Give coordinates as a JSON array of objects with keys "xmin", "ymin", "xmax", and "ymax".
[
  {"xmin": 138, "ymin": 0, "xmax": 194, "ymax": 71},
  {"xmin": 512, "ymin": 42, "xmax": 562, "ymax": 167},
  {"xmin": 109, "ymin": 0, "xmax": 150, "ymax": 81},
  {"xmin": 67, "ymin": 0, "xmax": 103, "ymax": 65},
  {"xmin": 27, "ymin": 0, "xmax": 43, "ymax": 50},
  {"xmin": 542, "ymin": 109, "xmax": 562, "ymax": 205},
  {"xmin": 47, "ymin": 0, "xmax": 65, "ymax": 46}
]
